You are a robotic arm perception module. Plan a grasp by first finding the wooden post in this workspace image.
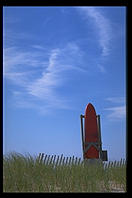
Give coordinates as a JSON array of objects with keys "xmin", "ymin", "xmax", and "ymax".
[
  {"xmin": 80, "ymin": 114, "xmax": 85, "ymax": 159},
  {"xmin": 97, "ymin": 115, "xmax": 102, "ymax": 160}
]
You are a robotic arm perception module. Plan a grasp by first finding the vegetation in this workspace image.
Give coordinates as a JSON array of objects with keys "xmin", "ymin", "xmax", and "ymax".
[{"xmin": 3, "ymin": 152, "xmax": 126, "ymax": 192}]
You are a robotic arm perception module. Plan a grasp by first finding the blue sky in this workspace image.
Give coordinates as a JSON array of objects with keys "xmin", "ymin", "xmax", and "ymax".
[{"xmin": 3, "ymin": 6, "xmax": 126, "ymax": 161}]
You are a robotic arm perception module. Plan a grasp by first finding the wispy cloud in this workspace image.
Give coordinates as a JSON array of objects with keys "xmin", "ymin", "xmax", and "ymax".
[
  {"xmin": 26, "ymin": 44, "xmax": 85, "ymax": 109},
  {"xmin": 3, "ymin": 46, "xmax": 48, "ymax": 87},
  {"xmin": 77, "ymin": 7, "xmax": 112, "ymax": 57},
  {"xmin": 27, "ymin": 48, "xmax": 61, "ymax": 100},
  {"xmin": 3, "ymin": 42, "xmax": 85, "ymax": 114},
  {"xmin": 76, "ymin": 7, "xmax": 112, "ymax": 73},
  {"xmin": 105, "ymin": 96, "xmax": 126, "ymax": 120},
  {"xmin": 31, "ymin": 45, "xmax": 46, "ymax": 51},
  {"xmin": 106, "ymin": 97, "xmax": 125, "ymax": 104},
  {"xmin": 105, "ymin": 106, "xmax": 126, "ymax": 120}
]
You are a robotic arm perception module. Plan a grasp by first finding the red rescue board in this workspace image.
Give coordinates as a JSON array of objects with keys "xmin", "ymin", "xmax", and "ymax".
[{"xmin": 84, "ymin": 103, "xmax": 99, "ymax": 159}]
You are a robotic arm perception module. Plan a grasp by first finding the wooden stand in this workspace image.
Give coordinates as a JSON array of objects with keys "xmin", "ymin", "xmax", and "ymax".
[{"xmin": 80, "ymin": 114, "xmax": 108, "ymax": 161}]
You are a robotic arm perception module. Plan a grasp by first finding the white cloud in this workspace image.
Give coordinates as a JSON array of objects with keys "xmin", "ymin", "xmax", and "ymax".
[
  {"xmin": 106, "ymin": 97, "xmax": 125, "ymax": 104},
  {"xmin": 31, "ymin": 45, "xmax": 46, "ymax": 51},
  {"xmin": 3, "ymin": 42, "xmax": 85, "ymax": 113},
  {"xmin": 26, "ymin": 48, "xmax": 66, "ymax": 101},
  {"xmin": 27, "ymin": 44, "xmax": 85, "ymax": 104},
  {"xmin": 105, "ymin": 96, "xmax": 126, "ymax": 120},
  {"xmin": 77, "ymin": 7, "xmax": 112, "ymax": 57},
  {"xmin": 76, "ymin": 7, "xmax": 113, "ymax": 73},
  {"xmin": 105, "ymin": 106, "xmax": 126, "ymax": 120},
  {"xmin": 3, "ymin": 47, "xmax": 47, "ymax": 76}
]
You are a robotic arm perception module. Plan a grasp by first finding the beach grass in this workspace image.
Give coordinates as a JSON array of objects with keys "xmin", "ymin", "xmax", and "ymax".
[{"xmin": 3, "ymin": 152, "xmax": 126, "ymax": 192}]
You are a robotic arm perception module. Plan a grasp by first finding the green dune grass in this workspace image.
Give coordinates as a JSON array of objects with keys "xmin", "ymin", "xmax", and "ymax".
[{"xmin": 3, "ymin": 152, "xmax": 126, "ymax": 192}]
